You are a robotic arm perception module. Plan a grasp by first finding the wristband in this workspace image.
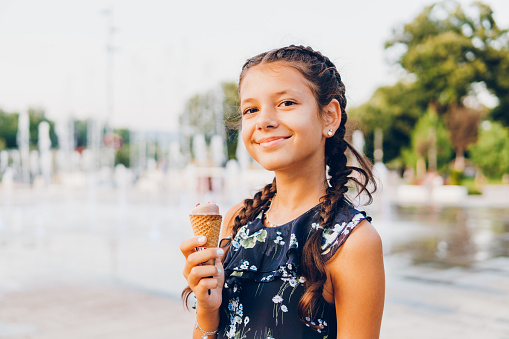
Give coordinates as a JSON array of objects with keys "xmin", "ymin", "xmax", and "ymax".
[{"xmin": 195, "ymin": 316, "xmax": 218, "ymax": 339}]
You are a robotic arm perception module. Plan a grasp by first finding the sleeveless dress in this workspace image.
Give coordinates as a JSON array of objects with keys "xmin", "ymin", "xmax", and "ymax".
[{"xmin": 217, "ymin": 200, "xmax": 371, "ymax": 339}]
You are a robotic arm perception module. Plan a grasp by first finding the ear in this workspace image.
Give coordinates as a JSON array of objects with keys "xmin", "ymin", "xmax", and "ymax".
[{"xmin": 322, "ymin": 99, "xmax": 341, "ymax": 138}]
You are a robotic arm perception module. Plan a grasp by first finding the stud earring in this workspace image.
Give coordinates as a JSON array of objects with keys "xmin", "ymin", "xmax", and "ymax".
[{"xmin": 327, "ymin": 129, "xmax": 333, "ymax": 136}]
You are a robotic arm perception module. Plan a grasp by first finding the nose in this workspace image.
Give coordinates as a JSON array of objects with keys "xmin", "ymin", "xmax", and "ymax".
[{"xmin": 256, "ymin": 106, "xmax": 279, "ymax": 130}]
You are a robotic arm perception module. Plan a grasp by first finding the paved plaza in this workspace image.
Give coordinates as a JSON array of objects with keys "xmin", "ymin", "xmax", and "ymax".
[
  {"xmin": 1, "ymin": 254, "xmax": 509, "ymax": 338},
  {"xmin": 0, "ymin": 186, "xmax": 508, "ymax": 338}
]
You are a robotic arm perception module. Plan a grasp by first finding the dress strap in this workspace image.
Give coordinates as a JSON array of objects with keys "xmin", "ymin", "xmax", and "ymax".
[{"xmin": 321, "ymin": 210, "xmax": 371, "ymax": 262}]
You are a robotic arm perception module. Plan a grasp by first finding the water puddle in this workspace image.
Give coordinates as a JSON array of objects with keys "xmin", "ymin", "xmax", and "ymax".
[{"xmin": 389, "ymin": 205, "xmax": 509, "ymax": 268}]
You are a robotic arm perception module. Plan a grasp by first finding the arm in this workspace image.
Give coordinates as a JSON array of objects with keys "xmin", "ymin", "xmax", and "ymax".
[
  {"xmin": 219, "ymin": 201, "xmax": 244, "ymax": 250},
  {"xmin": 180, "ymin": 201, "xmax": 244, "ymax": 339},
  {"xmin": 325, "ymin": 220, "xmax": 385, "ymax": 338}
]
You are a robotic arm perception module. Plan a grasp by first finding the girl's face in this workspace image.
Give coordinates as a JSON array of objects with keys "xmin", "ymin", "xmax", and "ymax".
[{"xmin": 239, "ymin": 62, "xmax": 328, "ymax": 173}]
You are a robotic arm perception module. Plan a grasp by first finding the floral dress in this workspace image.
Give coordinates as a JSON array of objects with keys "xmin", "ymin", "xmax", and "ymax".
[{"xmin": 218, "ymin": 200, "xmax": 371, "ymax": 339}]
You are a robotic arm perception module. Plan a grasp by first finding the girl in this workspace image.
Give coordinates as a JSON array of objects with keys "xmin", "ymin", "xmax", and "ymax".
[{"xmin": 180, "ymin": 45, "xmax": 385, "ymax": 339}]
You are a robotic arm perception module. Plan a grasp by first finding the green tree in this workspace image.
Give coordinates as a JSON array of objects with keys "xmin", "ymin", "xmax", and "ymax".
[
  {"xmin": 27, "ymin": 108, "xmax": 58, "ymax": 148},
  {"xmin": 444, "ymin": 103, "xmax": 483, "ymax": 170},
  {"xmin": 349, "ymin": 81, "xmax": 428, "ymax": 164},
  {"xmin": 402, "ymin": 110, "xmax": 454, "ymax": 176},
  {"xmin": 74, "ymin": 120, "xmax": 88, "ymax": 148},
  {"xmin": 0, "ymin": 109, "xmax": 18, "ymax": 149},
  {"xmin": 468, "ymin": 121, "xmax": 509, "ymax": 179},
  {"xmin": 222, "ymin": 82, "xmax": 240, "ymax": 160},
  {"xmin": 113, "ymin": 128, "xmax": 130, "ymax": 167},
  {"xmin": 0, "ymin": 108, "xmax": 58, "ymax": 149},
  {"xmin": 386, "ymin": 1, "xmax": 509, "ymax": 168},
  {"xmin": 180, "ymin": 82, "xmax": 240, "ymax": 161},
  {"xmin": 386, "ymin": 0, "xmax": 508, "ymax": 115},
  {"xmin": 180, "ymin": 89, "xmax": 223, "ymax": 141},
  {"xmin": 115, "ymin": 128, "xmax": 130, "ymax": 144},
  {"xmin": 115, "ymin": 143, "xmax": 130, "ymax": 167}
]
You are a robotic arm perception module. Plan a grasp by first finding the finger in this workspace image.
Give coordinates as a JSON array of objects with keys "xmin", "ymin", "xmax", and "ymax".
[
  {"xmin": 180, "ymin": 236, "xmax": 208, "ymax": 258},
  {"xmin": 188, "ymin": 265, "xmax": 222, "ymax": 288},
  {"xmin": 183, "ymin": 248, "xmax": 224, "ymax": 278},
  {"xmin": 194, "ymin": 277, "xmax": 220, "ymax": 296},
  {"xmin": 215, "ymin": 257, "xmax": 224, "ymax": 272},
  {"xmin": 187, "ymin": 247, "xmax": 224, "ymax": 268}
]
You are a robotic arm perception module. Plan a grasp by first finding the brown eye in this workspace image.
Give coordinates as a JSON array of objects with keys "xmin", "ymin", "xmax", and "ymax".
[
  {"xmin": 280, "ymin": 100, "xmax": 296, "ymax": 107},
  {"xmin": 243, "ymin": 108, "xmax": 258, "ymax": 115}
]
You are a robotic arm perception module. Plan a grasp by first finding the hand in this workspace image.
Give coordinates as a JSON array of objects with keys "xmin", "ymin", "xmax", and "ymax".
[{"xmin": 180, "ymin": 236, "xmax": 225, "ymax": 312}]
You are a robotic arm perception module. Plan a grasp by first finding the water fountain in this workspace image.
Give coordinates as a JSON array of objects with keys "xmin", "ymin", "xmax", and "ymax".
[
  {"xmin": 210, "ymin": 134, "xmax": 225, "ymax": 167},
  {"xmin": 236, "ymin": 133, "xmax": 250, "ymax": 171},
  {"xmin": 30, "ymin": 150, "xmax": 39, "ymax": 182},
  {"xmin": 87, "ymin": 120, "xmax": 102, "ymax": 172},
  {"xmin": 55, "ymin": 119, "xmax": 74, "ymax": 173},
  {"xmin": 16, "ymin": 112, "xmax": 30, "ymax": 184},
  {"xmin": 192, "ymin": 134, "xmax": 207, "ymax": 167},
  {"xmin": 224, "ymin": 159, "xmax": 241, "ymax": 204},
  {"xmin": 0, "ymin": 150, "xmax": 9, "ymax": 175},
  {"xmin": 352, "ymin": 129, "xmax": 365, "ymax": 157},
  {"xmin": 38, "ymin": 121, "xmax": 52, "ymax": 186},
  {"xmin": 168, "ymin": 141, "xmax": 183, "ymax": 170},
  {"xmin": 373, "ymin": 127, "xmax": 389, "ymax": 189},
  {"xmin": 8, "ymin": 150, "xmax": 21, "ymax": 184}
]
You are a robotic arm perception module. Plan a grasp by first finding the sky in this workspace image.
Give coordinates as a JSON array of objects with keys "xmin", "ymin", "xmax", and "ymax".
[{"xmin": 0, "ymin": 0, "xmax": 508, "ymax": 131}]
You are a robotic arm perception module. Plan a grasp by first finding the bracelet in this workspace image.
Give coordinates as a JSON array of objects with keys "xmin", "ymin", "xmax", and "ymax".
[{"xmin": 195, "ymin": 316, "xmax": 218, "ymax": 339}]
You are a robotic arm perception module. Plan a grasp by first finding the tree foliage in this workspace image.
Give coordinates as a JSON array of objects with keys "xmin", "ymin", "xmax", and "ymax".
[
  {"xmin": 28, "ymin": 108, "xmax": 58, "ymax": 148},
  {"xmin": 444, "ymin": 103, "xmax": 483, "ymax": 164},
  {"xmin": 74, "ymin": 120, "xmax": 88, "ymax": 148},
  {"xmin": 382, "ymin": 0, "xmax": 509, "ymax": 171},
  {"xmin": 402, "ymin": 109, "xmax": 454, "ymax": 173},
  {"xmin": 0, "ymin": 108, "xmax": 58, "ymax": 150},
  {"xmin": 222, "ymin": 82, "xmax": 240, "ymax": 160},
  {"xmin": 0, "ymin": 109, "xmax": 19, "ymax": 150},
  {"xmin": 349, "ymin": 81, "xmax": 428, "ymax": 164},
  {"xmin": 179, "ymin": 88, "xmax": 224, "ymax": 142},
  {"xmin": 179, "ymin": 82, "xmax": 240, "ymax": 161},
  {"xmin": 468, "ymin": 121, "xmax": 509, "ymax": 178},
  {"xmin": 386, "ymin": 0, "xmax": 509, "ymax": 124}
]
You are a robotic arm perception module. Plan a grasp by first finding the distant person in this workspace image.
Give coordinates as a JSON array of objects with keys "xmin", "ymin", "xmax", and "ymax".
[{"xmin": 180, "ymin": 45, "xmax": 385, "ymax": 338}]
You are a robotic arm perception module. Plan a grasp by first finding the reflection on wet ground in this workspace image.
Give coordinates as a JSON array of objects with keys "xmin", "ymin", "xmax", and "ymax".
[{"xmin": 389, "ymin": 205, "xmax": 509, "ymax": 268}]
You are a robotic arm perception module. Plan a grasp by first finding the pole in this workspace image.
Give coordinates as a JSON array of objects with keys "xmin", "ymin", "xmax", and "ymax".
[{"xmin": 102, "ymin": 8, "xmax": 116, "ymax": 170}]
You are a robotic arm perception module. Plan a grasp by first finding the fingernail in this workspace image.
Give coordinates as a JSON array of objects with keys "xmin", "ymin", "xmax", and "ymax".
[
  {"xmin": 217, "ymin": 248, "xmax": 224, "ymax": 256},
  {"xmin": 217, "ymin": 268, "xmax": 222, "ymax": 274},
  {"xmin": 198, "ymin": 236, "xmax": 206, "ymax": 244}
]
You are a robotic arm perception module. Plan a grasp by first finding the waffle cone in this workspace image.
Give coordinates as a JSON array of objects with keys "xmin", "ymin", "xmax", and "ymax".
[{"xmin": 189, "ymin": 214, "xmax": 222, "ymax": 248}]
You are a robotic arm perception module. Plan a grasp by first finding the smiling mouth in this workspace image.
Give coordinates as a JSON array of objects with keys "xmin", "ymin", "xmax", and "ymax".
[{"xmin": 257, "ymin": 136, "xmax": 291, "ymax": 149}]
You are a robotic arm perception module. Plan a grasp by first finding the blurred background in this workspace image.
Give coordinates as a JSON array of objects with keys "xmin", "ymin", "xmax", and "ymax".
[{"xmin": 1, "ymin": 0, "xmax": 509, "ymax": 338}]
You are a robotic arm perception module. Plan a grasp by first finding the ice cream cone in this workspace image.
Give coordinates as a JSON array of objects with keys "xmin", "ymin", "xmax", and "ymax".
[
  {"xmin": 190, "ymin": 202, "xmax": 222, "ymax": 266},
  {"xmin": 189, "ymin": 214, "xmax": 222, "ymax": 248}
]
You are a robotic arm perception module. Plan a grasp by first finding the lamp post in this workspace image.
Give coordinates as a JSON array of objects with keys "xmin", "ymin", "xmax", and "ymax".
[{"xmin": 101, "ymin": 8, "xmax": 117, "ymax": 171}]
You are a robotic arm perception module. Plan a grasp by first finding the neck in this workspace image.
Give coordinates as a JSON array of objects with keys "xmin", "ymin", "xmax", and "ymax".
[{"xmin": 268, "ymin": 161, "xmax": 328, "ymax": 224}]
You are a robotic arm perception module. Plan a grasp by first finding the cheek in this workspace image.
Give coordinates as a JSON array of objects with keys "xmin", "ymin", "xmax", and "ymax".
[{"xmin": 240, "ymin": 122, "xmax": 252, "ymax": 147}]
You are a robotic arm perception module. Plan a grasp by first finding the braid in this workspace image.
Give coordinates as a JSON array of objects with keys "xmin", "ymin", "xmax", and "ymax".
[
  {"xmin": 231, "ymin": 178, "xmax": 277, "ymax": 239},
  {"xmin": 299, "ymin": 131, "xmax": 350, "ymax": 327},
  {"xmin": 238, "ymin": 45, "xmax": 376, "ymax": 330}
]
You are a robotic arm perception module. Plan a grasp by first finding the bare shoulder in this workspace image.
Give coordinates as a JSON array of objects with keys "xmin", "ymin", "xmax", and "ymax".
[
  {"xmin": 333, "ymin": 220, "xmax": 382, "ymax": 264},
  {"xmin": 325, "ymin": 219, "xmax": 385, "ymax": 338},
  {"xmin": 326, "ymin": 219, "xmax": 384, "ymax": 281},
  {"xmin": 220, "ymin": 200, "xmax": 245, "ymax": 239}
]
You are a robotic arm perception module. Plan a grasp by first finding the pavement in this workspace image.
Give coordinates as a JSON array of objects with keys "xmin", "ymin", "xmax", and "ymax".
[
  {"xmin": 1, "ymin": 254, "xmax": 508, "ymax": 339},
  {"xmin": 1, "ymin": 185, "xmax": 509, "ymax": 338},
  {"xmin": 0, "ymin": 282, "xmax": 194, "ymax": 339}
]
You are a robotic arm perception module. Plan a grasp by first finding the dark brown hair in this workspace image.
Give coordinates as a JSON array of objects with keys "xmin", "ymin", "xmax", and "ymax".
[{"xmin": 232, "ymin": 45, "xmax": 376, "ymax": 329}]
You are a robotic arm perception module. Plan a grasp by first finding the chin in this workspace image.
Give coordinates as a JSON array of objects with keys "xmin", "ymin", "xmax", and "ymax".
[{"xmin": 254, "ymin": 158, "xmax": 292, "ymax": 172}]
